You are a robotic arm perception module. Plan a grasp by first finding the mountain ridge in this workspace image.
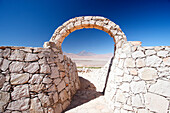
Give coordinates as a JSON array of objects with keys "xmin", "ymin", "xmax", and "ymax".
[
  {"xmin": 77, "ymin": 50, "xmax": 96, "ymax": 56},
  {"xmin": 63, "ymin": 50, "xmax": 113, "ymax": 59}
]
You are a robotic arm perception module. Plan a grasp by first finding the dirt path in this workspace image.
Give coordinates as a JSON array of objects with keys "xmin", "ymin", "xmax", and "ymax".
[{"xmin": 64, "ymin": 72, "xmax": 113, "ymax": 113}]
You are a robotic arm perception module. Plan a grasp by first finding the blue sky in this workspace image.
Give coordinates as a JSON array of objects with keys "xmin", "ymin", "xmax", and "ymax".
[{"xmin": 0, "ymin": 0, "xmax": 170, "ymax": 54}]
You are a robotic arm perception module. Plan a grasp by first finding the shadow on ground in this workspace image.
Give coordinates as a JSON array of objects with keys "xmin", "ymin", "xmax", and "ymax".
[{"xmin": 64, "ymin": 76, "xmax": 103, "ymax": 112}]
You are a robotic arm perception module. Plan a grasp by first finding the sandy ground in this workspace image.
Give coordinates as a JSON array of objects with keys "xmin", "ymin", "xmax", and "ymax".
[
  {"xmin": 64, "ymin": 69, "xmax": 113, "ymax": 113},
  {"xmin": 72, "ymin": 58, "xmax": 110, "ymax": 67}
]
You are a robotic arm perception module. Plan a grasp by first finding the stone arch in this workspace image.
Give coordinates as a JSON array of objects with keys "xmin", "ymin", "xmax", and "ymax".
[{"xmin": 44, "ymin": 16, "xmax": 127, "ymax": 51}]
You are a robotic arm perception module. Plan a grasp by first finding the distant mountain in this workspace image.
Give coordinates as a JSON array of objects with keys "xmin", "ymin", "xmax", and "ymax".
[
  {"xmin": 77, "ymin": 50, "xmax": 96, "ymax": 56},
  {"xmin": 64, "ymin": 51, "xmax": 113, "ymax": 59},
  {"xmin": 63, "ymin": 52, "xmax": 78, "ymax": 57}
]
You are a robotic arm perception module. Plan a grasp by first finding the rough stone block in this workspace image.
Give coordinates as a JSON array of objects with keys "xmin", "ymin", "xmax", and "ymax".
[
  {"xmin": 9, "ymin": 61, "xmax": 24, "ymax": 73},
  {"xmin": 25, "ymin": 53, "xmax": 39, "ymax": 61},
  {"xmin": 149, "ymin": 79, "xmax": 170, "ymax": 97},
  {"xmin": 163, "ymin": 57, "xmax": 170, "ymax": 66},
  {"xmin": 62, "ymin": 100, "xmax": 70, "ymax": 110},
  {"xmin": 123, "ymin": 74, "xmax": 133, "ymax": 82},
  {"xmin": 59, "ymin": 89, "xmax": 69, "ymax": 102},
  {"xmin": 157, "ymin": 51, "xmax": 168, "ymax": 57},
  {"xmin": 47, "ymin": 84, "xmax": 57, "ymax": 92},
  {"xmin": 124, "ymin": 58, "xmax": 135, "ymax": 67},
  {"xmin": 24, "ymin": 62, "xmax": 39, "ymax": 73},
  {"xmin": 7, "ymin": 98, "xmax": 30, "ymax": 111},
  {"xmin": 84, "ymin": 16, "xmax": 92, "ymax": 20},
  {"xmin": 1, "ymin": 82, "xmax": 11, "ymax": 92},
  {"xmin": 132, "ymin": 94, "xmax": 144, "ymax": 108},
  {"xmin": 42, "ymin": 76, "xmax": 52, "ymax": 84},
  {"xmin": 11, "ymin": 84, "xmax": 29, "ymax": 100},
  {"xmin": 1, "ymin": 59, "xmax": 11, "ymax": 71},
  {"xmin": 0, "ymin": 58, "xmax": 3, "ymax": 66},
  {"xmin": 53, "ymin": 78, "xmax": 61, "ymax": 86},
  {"xmin": 30, "ymin": 97, "xmax": 43, "ymax": 113},
  {"xmin": 115, "ymin": 90, "xmax": 126, "ymax": 103},
  {"xmin": 57, "ymin": 80, "xmax": 66, "ymax": 92},
  {"xmin": 29, "ymin": 74, "xmax": 43, "ymax": 84},
  {"xmin": 66, "ymin": 22, "xmax": 74, "ymax": 30},
  {"xmin": 120, "ymin": 83, "xmax": 130, "ymax": 92},
  {"xmin": 10, "ymin": 73, "xmax": 29, "ymax": 85},
  {"xmin": 53, "ymin": 104, "xmax": 63, "ymax": 113},
  {"xmin": 38, "ymin": 93, "xmax": 51, "ymax": 107},
  {"xmin": 0, "ymin": 91, "xmax": 10, "ymax": 112},
  {"xmin": 40, "ymin": 64, "xmax": 51, "ymax": 74},
  {"xmin": 74, "ymin": 20, "xmax": 82, "ymax": 28},
  {"xmin": 146, "ymin": 55, "xmax": 162, "ymax": 67},
  {"xmin": 132, "ymin": 51, "xmax": 145, "ymax": 59},
  {"xmin": 136, "ymin": 59, "xmax": 145, "ymax": 67},
  {"xmin": 138, "ymin": 68, "xmax": 158, "ymax": 80},
  {"xmin": 130, "ymin": 81, "xmax": 146, "ymax": 94},
  {"xmin": 9, "ymin": 50, "xmax": 26, "ymax": 61},
  {"xmin": 2, "ymin": 48, "xmax": 11, "ymax": 58},
  {"xmin": 51, "ymin": 67, "xmax": 59, "ymax": 78},
  {"xmin": 130, "ymin": 41, "xmax": 142, "ymax": 46},
  {"xmin": 0, "ymin": 74, "xmax": 5, "ymax": 88},
  {"xmin": 145, "ymin": 50, "xmax": 156, "ymax": 56},
  {"xmin": 30, "ymin": 84, "xmax": 44, "ymax": 93},
  {"xmin": 53, "ymin": 92, "xmax": 59, "ymax": 103},
  {"xmin": 129, "ymin": 68, "xmax": 138, "ymax": 76},
  {"xmin": 144, "ymin": 93, "xmax": 169, "ymax": 113},
  {"xmin": 122, "ymin": 43, "xmax": 131, "ymax": 53}
]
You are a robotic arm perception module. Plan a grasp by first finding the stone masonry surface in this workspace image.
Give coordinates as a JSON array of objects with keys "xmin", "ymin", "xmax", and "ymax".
[
  {"xmin": 0, "ymin": 46, "xmax": 80, "ymax": 113},
  {"xmin": 96, "ymin": 43, "xmax": 170, "ymax": 113},
  {"xmin": 0, "ymin": 16, "xmax": 170, "ymax": 113}
]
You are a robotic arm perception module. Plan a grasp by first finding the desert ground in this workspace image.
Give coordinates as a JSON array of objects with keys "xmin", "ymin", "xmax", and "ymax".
[
  {"xmin": 72, "ymin": 58, "xmax": 110, "ymax": 67},
  {"xmin": 63, "ymin": 51, "xmax": 114, "ymax": 112},
  {"xmin": 64, "ymin": 51, "xmax": 113, "ymax": 67},
  {"xmin": 64, "ymin": 69, "xmax": 113, "ymax": 113}
]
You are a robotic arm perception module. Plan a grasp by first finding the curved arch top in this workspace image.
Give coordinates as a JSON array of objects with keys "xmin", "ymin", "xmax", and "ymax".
[{"xmin": 45, "ymin": 16, "xmax": 127, "ymax": 50}]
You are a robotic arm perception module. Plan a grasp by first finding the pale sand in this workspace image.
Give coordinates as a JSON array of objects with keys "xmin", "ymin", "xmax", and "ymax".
[{"xmin": 71, "ymin": 58, "xmax": 111, "ymax": 67}]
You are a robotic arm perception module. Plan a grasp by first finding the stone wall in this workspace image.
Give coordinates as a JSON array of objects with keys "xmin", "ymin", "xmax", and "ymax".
[
  {"xmin": 97, "ymin": 42, "xmax": 170, "ymax": 113},
  {"xmin": 0, "ymin": 46, "xmax": 80, "ymax": 113}
]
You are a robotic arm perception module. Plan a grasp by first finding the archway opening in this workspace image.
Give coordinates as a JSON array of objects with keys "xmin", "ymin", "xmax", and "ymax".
[
  {"xmin": 61, "ymin": 28, "xmax": 115, "ymax": 111},
  {"xmin": 62, "ymin": 28, "xmax": 114, "ymax": 68}
]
